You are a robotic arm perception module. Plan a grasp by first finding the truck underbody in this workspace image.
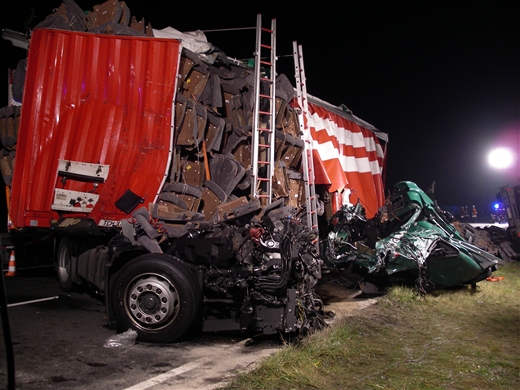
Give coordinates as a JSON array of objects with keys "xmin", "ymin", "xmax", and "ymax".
[{"xmin": 54, "ymin": 198, "xmax": 326, "ymax": 343}]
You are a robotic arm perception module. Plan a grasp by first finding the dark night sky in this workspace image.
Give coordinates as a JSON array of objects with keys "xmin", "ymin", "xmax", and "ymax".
[{"xmin": 1, "ymin": 0, "xmax": 519, "ymax": 218}]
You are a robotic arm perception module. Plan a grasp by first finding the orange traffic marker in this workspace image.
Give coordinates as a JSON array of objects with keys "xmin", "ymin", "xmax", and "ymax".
[
  {"xmin": 5, "ymin": 250, "xmax": 16, "ymax": 277},
  {"xmin": 486, "ymin": 275, "xmax": 505, "ymax": 282}
]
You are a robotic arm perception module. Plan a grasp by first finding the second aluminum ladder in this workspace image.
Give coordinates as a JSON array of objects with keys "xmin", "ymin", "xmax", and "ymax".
[{"xmin": 293, "ymin": 42, "xmax": 319, "ymax": 242}]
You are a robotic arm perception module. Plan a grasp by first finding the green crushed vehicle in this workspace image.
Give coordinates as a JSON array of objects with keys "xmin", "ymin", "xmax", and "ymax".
[{"xmin": 324, "ymin": 181, "xmax": 500, "ymax": 294}]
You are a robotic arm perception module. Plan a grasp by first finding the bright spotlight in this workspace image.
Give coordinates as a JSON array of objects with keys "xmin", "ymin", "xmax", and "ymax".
[{"xmin": 488, "ymin": 148, "xmax": 513, "ymax": 169}]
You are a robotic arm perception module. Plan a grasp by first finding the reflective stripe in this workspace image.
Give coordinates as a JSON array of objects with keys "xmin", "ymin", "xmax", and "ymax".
[{"xmin": 307, "ymin": 102, "xmax": 386, "ymax": 217}]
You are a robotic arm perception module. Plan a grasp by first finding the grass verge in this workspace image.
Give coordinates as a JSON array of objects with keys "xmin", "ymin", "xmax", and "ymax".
[{"xmin": 220, "ymin": 262, "xmax": 520, "ymax": 389}]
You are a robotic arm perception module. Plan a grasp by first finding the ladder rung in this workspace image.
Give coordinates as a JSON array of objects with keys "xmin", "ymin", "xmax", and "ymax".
[
  {"xmin": 257, "ymin": 178, "xmax": 270, "ymax": 182},
  {"xmin": 258, "ymin": 143, "xmax": 270, "ymax": 148},
  {"xmin": 261, "ymin": 27, "xmax": 273, "ymax": 33},
  {"xmin": 260, "ymin": 77, "xmax": 273, "ymax": 82},
  {"xmin": 260, "ymin": 60, "xmax": 273, "ymax": 66},
  {"xmin": 257, "ymin": 194, "xmax": 269, "ymax": 198},
  {"xmin": 258, "ymin": 161, "xmax": 270, "ymax": 165},
  {"xmin": 260, "ymin": 43, "xmax": 272, "ymax": 49},
  {"xmin": 258, "ymin": 127, "xmax": 271, "ymax": 132},
  {"xmin": 259, "ymin": 93, "xmax": 271, "ymax": 99},
  {"xmin": 259, "ymin": 110, "xmax": 271, "ymax": 115}
]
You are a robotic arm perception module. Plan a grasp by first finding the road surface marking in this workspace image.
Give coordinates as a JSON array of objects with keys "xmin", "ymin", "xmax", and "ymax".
[
  {"xmin": 7, "ymin": 296, "xmax": 60, "ymax": 307},
  {"xmin": 123, "ymin": 357, "xmax": 205, "ymax": 390}
]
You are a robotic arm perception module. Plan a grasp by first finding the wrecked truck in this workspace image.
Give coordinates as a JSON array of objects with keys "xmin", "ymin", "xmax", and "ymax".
[
  {"xmin": 0, "ymin": 2, "xmax": 388, "ymax": 343},
  {"xmin": 324, "ymin": 181, "xmax": 500, "ymax": 294}
]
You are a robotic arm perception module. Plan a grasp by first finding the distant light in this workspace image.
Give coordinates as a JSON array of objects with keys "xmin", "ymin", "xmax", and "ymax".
[
  {"xmin": 493, "ymin": 203, "xmax": 499, "ymax": 210},
  {"xmin": 488, "ymin": 148, "xmax": 513, "ymax": 169}
]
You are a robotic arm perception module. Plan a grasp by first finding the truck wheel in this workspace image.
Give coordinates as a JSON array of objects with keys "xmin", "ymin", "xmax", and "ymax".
[
  {"xmin": 56, "ymin": 237, "xmax": 77, "ymax": 292},
  {"xmin": 110, "ymin": 254, "xmax": 202, "ymax": 343}
]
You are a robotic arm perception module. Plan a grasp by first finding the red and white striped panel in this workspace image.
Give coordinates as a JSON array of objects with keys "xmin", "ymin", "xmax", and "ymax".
[{"xmin": 307, "ymin": 102, "xmax": 386, "ymax": 218}]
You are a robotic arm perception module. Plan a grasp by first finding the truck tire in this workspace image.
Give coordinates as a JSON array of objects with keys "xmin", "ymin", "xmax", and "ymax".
[
  {"xmin": 56, "ymin": 237, "xmax": 77, "ymax": 292},
  {"xmin": 110, "ymin": 254, "xmax": 202, "ymax": 343}
]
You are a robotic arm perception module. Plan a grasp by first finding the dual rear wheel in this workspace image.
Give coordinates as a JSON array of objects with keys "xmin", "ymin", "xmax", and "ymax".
[
  {"xmin": 110, "ymin": 254, "xmax": 202, "ymax": 343},
  {"xmin": 56, "ymin": 239, "xmax": 202, "ymax": 343}
]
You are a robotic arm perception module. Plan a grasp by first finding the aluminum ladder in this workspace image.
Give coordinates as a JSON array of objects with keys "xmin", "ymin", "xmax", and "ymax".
[
  {"xmin": 293, "ymin": 42, "xmax": 319, "ymax": 240},
  {"xmin": 250, "ymin": 15, "xmax": 277, "ymax": 205}
]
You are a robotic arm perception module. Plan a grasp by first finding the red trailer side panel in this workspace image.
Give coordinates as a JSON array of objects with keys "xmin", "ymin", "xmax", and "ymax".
[
  {"xmin": 10, "ymin": 29, "xmax": 181, "ymax": 228},
  {"xmin": 308, "ymin": 101, "xmax": 386, "ymax": 218}
]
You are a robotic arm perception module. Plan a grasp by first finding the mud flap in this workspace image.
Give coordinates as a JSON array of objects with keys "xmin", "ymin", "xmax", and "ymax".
[
  {"xmin": 0, "ymin": 150, "xmax": 16, "ymax": 186},
  {"xmin": 209, "ymin": 154, "xmax": 246, "ymax": 196},
  {"xmin": 151, "ymin": 201, "xmax": 204, "ymax": 222},
  {"xmin": 272, "ymin": 161, "xmax": 289, "ymax": 198},
  {"xmin": 218, "ymin": 198, "xmax": 262, "ymax": 222},
  {"xmin": 200, "ymin": 181, "xmax": 227, "ymax": 221},
  {"xmin": 179, "ymin": 158, "xmax": 206, "ymax": 188},
  {"xmin": 286, "ymin": 170, "xmax": 305, "ymax": 208},
  {"xmin": 176, "ymin": 99, "xmax": 199, "ymax": 146},
  {"xmin": 205, "ymin": 112, "xmax": 225, "ymax": 152},
  {"xmin": 280, "ymin": 134, "xmax": 304, "ymax": 170},
  {"xmin": 182, "ymin": 63, "xmax": 210, "ymax": 101},
  {"xmin": 85, "ymin": 0, "xmax": 123, "ymax": 30},
  {"xmin": 0, "ymin": 105, "xmax": 21, "ymax": 151}
]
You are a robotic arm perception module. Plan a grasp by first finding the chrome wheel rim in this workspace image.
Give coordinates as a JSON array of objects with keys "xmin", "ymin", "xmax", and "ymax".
[{"xmin": 124, "ymin": 273, "xmax": 179, "ymax": 330}]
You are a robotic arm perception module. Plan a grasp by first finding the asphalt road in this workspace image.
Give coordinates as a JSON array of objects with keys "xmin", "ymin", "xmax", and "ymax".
[
  {"xmin": 0, "ymin": 267, "xmax": 284, "ymax": 389},
  {"xmin": 0, "ymin": 249, "xmax": 373, "ymax": 390}
]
